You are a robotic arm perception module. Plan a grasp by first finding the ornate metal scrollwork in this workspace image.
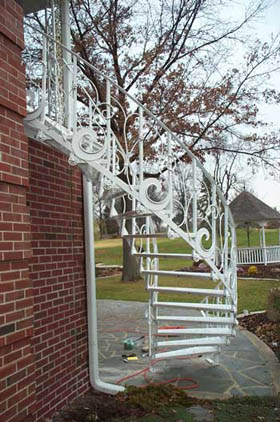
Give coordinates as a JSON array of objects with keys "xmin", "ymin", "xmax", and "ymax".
[
  {"xmin": 72, "ymin": 127, "xmax": 110, "ymax": 161},
  {"xmin": 24, "ymin": 20, "xmax": 237, "ymax": 307},
  {"xmin": 139, "ymin": 178, "xmax": 170, "ymax": 211},
  {"xmin": 195, "ymin": 227, "xmax": 216, "ymax": 259}
]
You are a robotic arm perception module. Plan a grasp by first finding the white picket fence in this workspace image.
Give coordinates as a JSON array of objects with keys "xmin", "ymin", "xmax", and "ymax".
[{"xmin": 237, "ymin": 246, "xmax": 280, "ymax": 265}]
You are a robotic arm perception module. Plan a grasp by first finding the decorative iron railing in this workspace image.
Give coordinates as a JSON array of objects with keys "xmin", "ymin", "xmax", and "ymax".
[{"xmin": 23, "ymin": 24, "xmax": 237, "ymax": 309}]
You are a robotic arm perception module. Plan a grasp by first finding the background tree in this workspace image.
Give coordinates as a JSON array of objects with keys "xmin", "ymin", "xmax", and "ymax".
[
  {"xmin": 65, "ymin": 0, "xmax": 280, "ymax": 161},
  {"xmin": 26, "ymin": 0, "xmax": 280, "ymax": 280}
]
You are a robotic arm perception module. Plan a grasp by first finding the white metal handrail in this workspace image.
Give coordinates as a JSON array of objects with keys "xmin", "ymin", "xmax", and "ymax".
[
  {"xmin": 23, "ymin": 25, "xmax": 237, "ymax": 305},
  {"xmin": 22, "ymin": 8, "xmax": 239, "ymax": 394}
]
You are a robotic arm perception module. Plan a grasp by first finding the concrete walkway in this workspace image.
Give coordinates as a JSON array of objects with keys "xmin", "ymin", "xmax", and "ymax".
[{"xmin": 97, "ymin": 300, "xmax": 280, "ymax": 399}]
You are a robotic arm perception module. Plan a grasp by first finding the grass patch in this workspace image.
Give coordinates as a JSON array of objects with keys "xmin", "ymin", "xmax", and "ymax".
[
  {"xmin": 117, "ymin": 387, "xmax": 280, "ymax": 422},
  {"xmin": 238, "ymin": 278, "xmax": 280, "ymax": 313},
  {"xmin": 54, "ymin": 385, "xmax": 280, "ymax": 422},
  {"xmin": 212, "ymin": 396, "xmax": 280, "ymax": 421},
  {"xmin": 95, "ymin": 229, "xmax": 280, "ymax": 313},
  {"xmin": 95, "ymin": 238, "xmax": 123, "ymax": 266},
  {"xmin": 96, "ymin": 275, "xmax": 279, "ymax": 313},
  {"xmin": 95, "ymin": 228, "xmax": 280, "ymax": 266},
  {"xmin": 236, "ymin": 227, "xmax": 279, "ymax": 247},
  {"xmin": 95, "ymin": 237, "xmax": 193, "ymax": 268},
  {"xmin": 123, "ymin": 384, "xmax": 193, "ymax": 413}
]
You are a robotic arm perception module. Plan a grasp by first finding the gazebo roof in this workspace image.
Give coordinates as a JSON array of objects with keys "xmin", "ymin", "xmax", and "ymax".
[{"xmin": 229, "ymin": 191, "xmax": 280, "ymax": 225}]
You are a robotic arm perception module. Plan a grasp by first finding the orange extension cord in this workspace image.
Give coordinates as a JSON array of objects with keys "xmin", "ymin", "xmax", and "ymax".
[{"xmin": 104, "ymin": 325, "xmax": 200, "ymax": 390}]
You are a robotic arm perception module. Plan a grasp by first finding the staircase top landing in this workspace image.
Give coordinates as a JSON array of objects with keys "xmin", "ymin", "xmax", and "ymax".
[{"xmin": 17, "ymin": 0, "xmax": 49, "ymax": 15}]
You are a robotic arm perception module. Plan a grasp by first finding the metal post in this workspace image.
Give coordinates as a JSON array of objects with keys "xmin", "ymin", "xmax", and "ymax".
[
  {"xmin": 50, "ymin": 0, "xmax": 57, "ymax": 120},
  {"xmin": 106, "ymin": 80, "xmax": 111, "ymax": 170},
  {"xmin": 211, "ymin": 183, "xmax": 217, "ymax": 265},
  {"xmin": 192, "ymin": 159, "xmax": 197, "ymax": 235},
  {"xmin": 262, "ymin": 224, "xmax": 267, "ymax": 265},
  {"xmin": 41, "ymin": 36, "xmax": 47, "ymax": 121},
  {"xmin": 61, "ymin": 0, "xmax": 72, "ymax": 129},
  {"xmin": 167, "ymin": 132, "xmax": 173, "ymax": 217},
  {"xmin": 224, "ymin": 207, "xmax": 229, "ymax": 275},
  {"xmin": 139, "ymin": 107, "xmax": 144, "ymax": 185},
  {"xmin": 83, "ymin": 175, "xmax": 124, "ymax": 394}
]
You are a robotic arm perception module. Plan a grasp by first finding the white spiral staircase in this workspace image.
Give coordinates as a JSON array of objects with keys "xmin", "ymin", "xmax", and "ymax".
[{"xmin": 23, "ymin": 24, "xmax": 237, "ymax": 365}]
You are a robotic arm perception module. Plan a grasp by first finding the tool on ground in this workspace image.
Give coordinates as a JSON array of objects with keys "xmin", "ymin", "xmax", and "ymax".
[
  {"xmin": 122, "ymin": 353, "xmax": 139, "ymax": 363},
  {"xmin": 123, "ymin": 335, "xmax": 144, "ymax": 350}
]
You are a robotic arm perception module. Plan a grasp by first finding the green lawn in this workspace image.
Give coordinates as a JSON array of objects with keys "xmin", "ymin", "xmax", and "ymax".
[
  {"xmin": 95, "ymin": 236, "xmax": 193, "ymax": 269},
  {"xmin": 96, "ymin": 274, "xmax": 279, "ymax": 314},
  {"xmin": 236, "ymin": 227, "xmax": 279, "ymax": 247},
  {"xmin": 95, "ymin": 229, "xmax": 280, "ymax": 314}
]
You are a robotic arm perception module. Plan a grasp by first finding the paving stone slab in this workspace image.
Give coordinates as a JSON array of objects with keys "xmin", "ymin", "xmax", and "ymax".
[{"xmin": 97, "ymin": 300, "xmax": 280, "ymax": 398}]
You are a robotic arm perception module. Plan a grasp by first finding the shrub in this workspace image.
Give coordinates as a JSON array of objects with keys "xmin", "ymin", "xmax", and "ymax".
[
  {"xmin": 248, "ymin": 265, "xmax": 258, "ymax": 275},
  {"xmin": 267, "ymin": 287, "xmax": 280, "ymax": 322}
]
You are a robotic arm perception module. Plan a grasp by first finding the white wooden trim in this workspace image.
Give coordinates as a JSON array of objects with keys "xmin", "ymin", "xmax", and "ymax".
[{"xmin": 237, "ymin": 246, "xmax": 280, "ymax": 265}]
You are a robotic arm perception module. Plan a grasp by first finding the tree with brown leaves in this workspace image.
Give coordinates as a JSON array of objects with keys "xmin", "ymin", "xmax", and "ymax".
[{"xmin": 26, "ymin": 0, "xmax": 280, "ymax": 280}]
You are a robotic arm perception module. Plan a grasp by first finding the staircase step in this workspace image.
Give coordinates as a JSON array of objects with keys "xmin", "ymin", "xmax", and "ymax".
[
  {"xmin": 134, "ymin": 252, "xmax": 193, "ymax": 259},
  {"xmin": 156, "ymin": 315, "xmax": 236, "ymax": 324},
  {"xmin": 101, "ymin": 189, "xmax": 126, "ymax": 201},
  {"xmin": 156, "ymin": 336, "xmax": 228, "ymax": 348},
  {"xmin": 110, "ymin": 210, "xmax": 153, "ymax": 220},
  {"xmin": 153, "ymin": 301, "xmax": 234, "ymax": 313},
  {"xmin": 157, "ymin": 327, "xmax": 234, "ymax": 336},
  {"xmin": 148, "ymin": 286, "xmax": 226, "ymax": 297},
  {"xmin": 123, "ymin": 233, "xmax": 168, "ymax": 239},
  {"xmin": 142, "ymin": 270, "xmax": 211, "ymax": 278},
  {"xmin": 154, "ymin": 346, "xmax": 220, "ymax": 359}
]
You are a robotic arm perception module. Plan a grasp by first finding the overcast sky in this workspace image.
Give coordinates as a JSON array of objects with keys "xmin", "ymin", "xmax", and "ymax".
[{"xmin": 233, "ymin": 0, "xmax": 280, "ymax": 209}]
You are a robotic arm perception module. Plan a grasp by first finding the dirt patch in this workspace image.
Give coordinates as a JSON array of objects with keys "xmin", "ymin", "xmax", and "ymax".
[
  {"xmin": 96, "ymin": 266, "xmax": 122, "ymax": 277},
  {"xmin": 238, "ymin": 264, "xmax": 280, "ymax": 279},
  {"xmin": 52, "ymin": 385, "xmax": 198, "ymax": 422},
  {"xmin": 180, "ymin": 263, "xmax": 280, "ymax": 279},
  {"xmin": 52, "ymin": 389, "xmax": 141, "ymax": 422}
]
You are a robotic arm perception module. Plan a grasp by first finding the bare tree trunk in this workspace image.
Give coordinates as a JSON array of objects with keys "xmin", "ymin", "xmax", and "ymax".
[
  {"xmin": 120, "ymin": 192, "xmax": 142, "ymax": 282},
  {"xmin": 247, "ymin": 223, "xmax": 251, "ymax": 247},
  {"xmin": 121, "ymin": 237, "xmax": 141, "ymax": 281}
]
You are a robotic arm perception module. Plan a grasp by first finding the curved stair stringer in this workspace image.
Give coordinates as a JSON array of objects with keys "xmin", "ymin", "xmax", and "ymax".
[
  {"xmin": 23, "ymin": 26, "xmax": 238, "ymax": 365},
  {"xmin": 108, "ymin": 193, "xmax": 237, "ymax": 364},
  {"xmin": 25, "ymin": 114, "xmax": 237, "ymax": 364},
  {"xmin": 91, "ymin": 158, "xmax": 236, "ymax": 295},
  {"xmin": 24, "ymin": 115, "xmax": 234, "ymax": 290}
]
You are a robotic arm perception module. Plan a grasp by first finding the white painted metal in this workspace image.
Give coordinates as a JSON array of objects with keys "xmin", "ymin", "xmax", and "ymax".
[
  {"xmin": 153, "ymin": 301, "xmax": 234, "ymax": 312},
  {"xmin": 143, "ymin": 269, "xmax": 212, "ymax": 278},
  {"xmin": 123, "ymin": 234, "xmax": 169, "ymax": 239},
  {"xmin": 155, "ymin": 346, "xmax": 220, "ymax": 359},
  {"xmin": 157, "ymin": 328, "xmax": 234, "ymax": 336},
  {"xmin": 23, "ymin": 18, "xmax": 238, "ymax": 371},
  {"xmin": 157, "ymin": 315, "xmax": 236, "ymax": 324},
  {"xmin": 112, "ymin": 211, "xmax": 154, "ymax": 220},
  {"xmin": 134, "ymin": 252, "xmax": 193, "ymax": 259},
  {"xmin": 61, "ymin": 0, "xmax": 73, "ymax": 129},
  {"xmin": 83, "ymin": 175, "xmax": 124, "ymax": 394},
  {"xmin": 147, "ymin": 286, "xmax": 226, "ymax": 296},
  {"xmin": 157, "ymin": 337, "xmax": 229, "ymax": 347}
]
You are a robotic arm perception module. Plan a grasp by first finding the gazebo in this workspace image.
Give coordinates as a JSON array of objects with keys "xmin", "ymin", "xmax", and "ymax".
[{"xmin": 229, "ymin": 191, "xmax": 280, "ymax": 265}]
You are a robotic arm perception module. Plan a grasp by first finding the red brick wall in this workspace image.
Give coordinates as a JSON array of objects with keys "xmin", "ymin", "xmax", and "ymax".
[
  {"xmin": 28, "ymin": 140, "xmax": 89, "ymax": 421},
  {"xmin": 0, "ymin": 1, "xmax": 36, "ymax": 421},
  {"xmin": 0, "ymin": 1, "xmax": 90, "ymax": 421}
]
